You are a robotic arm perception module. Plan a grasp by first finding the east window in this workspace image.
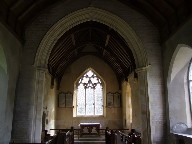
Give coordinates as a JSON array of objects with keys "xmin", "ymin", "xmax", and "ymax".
[{"xmin": 76, "ymin": 69, "xmax": 104, "ymax": 116}]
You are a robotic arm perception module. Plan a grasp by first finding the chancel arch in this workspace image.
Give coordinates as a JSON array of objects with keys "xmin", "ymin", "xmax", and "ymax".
[
  {"xmin": 34, "ymin": 7, "xmax": 152, "ymax": 143},
  {"xmin": 0, "ymin": 0, "xmax": 190, "ymax": 143},
  {"xmin": 16, "ymin": 2, "xmax": 165, "ymax": 143},
  {"xmin": 35, "ymin": 7, "xmax": 147, "ymax": 68}
]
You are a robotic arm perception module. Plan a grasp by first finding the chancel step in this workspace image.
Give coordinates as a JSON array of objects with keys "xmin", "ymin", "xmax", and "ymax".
[{"xmin": 74, "ymin": 135, "xmax": 105, "ymax": 144}]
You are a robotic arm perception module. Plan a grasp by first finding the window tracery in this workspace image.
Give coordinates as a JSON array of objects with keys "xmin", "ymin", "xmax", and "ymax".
[{"xmin": 76, "ymin": 70, "xmax": 103, "ymax": 116}]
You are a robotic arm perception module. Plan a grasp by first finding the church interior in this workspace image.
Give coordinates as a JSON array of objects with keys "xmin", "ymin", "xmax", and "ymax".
[{"xmin": 0, "ymin": 0, "xmax": 192, "ymax": 143}]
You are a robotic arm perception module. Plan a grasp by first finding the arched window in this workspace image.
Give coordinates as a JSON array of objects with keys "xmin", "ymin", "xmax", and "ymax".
[
  {"xmin": 189, "ymin": 59, "xmax": 192, "ymax": 107},
  {"xmin": 76, "ymin": 69, "xmax": 103, "ymax": 116}
]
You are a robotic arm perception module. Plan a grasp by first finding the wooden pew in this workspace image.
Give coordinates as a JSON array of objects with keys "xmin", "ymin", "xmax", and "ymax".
[
  {"xmin": 50, "ymin": 127, "xmax": 74, "ymax": 144},
  {"xmin": 105, "ymin": 127, "xmax": 116, "ymax": 144},
  {"xmin": 105, "ymin": 128, "xmax": 141, "ymax": 144},
  {"xmin": 118, "ymin": 129, "xmax": 141, "ymax": 144},
  {"xmin": 128, "ymin": 129, "xmax": 141, "ymax": 144}
]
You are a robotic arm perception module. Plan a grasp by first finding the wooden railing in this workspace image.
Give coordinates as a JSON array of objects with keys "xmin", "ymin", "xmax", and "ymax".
[
  {"xmin": 49, "ymin": 127, "xmax": 74, "ymax": 144},
  {"xmin": 105, "ymin": 128, "xmax": 141, "ymax": 144},
  {"xmin": 105, "ymin": 128, "xmax": 116, "ymax": 144},
  {"xmin": 10, "ymin": 127, "xmax": 141, "ymax": 144}
]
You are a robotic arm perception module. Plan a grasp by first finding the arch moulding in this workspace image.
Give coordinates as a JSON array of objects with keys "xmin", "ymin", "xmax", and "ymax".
[
  {"xmin": 34, "ymin": 7, "xmax": 148, "ymax": 69},
  {"xmin": 34, "ymin": 7, "xmax": 151, "ymax": 144}
]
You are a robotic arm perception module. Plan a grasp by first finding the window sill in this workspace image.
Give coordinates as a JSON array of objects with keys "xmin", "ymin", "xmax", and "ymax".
[{"xmin": 172, "ymin": 132, "xmax": 192, "ymax": 138}]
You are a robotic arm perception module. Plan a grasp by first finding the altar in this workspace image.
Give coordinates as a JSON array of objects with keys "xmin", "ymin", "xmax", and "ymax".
[{"xmin": 79, "ymin": 123, "xmax": 100, "ymax": 136}]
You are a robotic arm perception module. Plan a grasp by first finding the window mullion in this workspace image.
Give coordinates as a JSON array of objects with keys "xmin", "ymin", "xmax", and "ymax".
[
  {"xmin": 85, "ymin": 87, "xmax": 86, "ymax": 115},
  {"xmin": 94, "ymin": 88, "xmax": 95, "ymax": 115},
  {"xmin": 76, "ymin": 69, "xmax": 103, "ymax": 116}
]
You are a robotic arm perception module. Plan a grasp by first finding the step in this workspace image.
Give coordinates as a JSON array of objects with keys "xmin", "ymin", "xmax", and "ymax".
[
  {"xmin": 74, "ymin": 141, "xmax": 105, "ymax": 144},
  {"xmin": 74, "ymin": 135, "xmax": 105, "ymax": 143}
]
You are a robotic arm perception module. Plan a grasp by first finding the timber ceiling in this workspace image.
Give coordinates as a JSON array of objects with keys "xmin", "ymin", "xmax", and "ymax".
[
  {"xmin": 48, "ymin": 21, "xmax": 135, "ymax": 83},
  {"xmin": 0, "ymin": 0, "xmax": 191, "ymax": 83}
]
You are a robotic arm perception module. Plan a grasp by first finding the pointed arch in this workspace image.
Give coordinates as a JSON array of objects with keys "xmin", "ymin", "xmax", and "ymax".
[
  {"xmin": 167, "ymin": 44, "xmax": 192, "ymax": 129},
  {"xmin": 34, "ymin": 7, "xmax": 148, "ymax": 68},
  {"xmin": 33, "ymin": 6, "xmax": 158, "ymax": 143}
]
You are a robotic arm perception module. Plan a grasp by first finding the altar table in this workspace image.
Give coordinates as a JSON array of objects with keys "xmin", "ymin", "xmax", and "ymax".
[{"xmin": 79, "ymin": 123, "xmax": 100, "ymax": 136}]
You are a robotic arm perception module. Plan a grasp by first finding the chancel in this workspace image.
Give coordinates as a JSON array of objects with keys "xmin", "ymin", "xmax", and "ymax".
[{"xmin": 0, "ymin": 0, "xmax": 192, "ymax": 144}]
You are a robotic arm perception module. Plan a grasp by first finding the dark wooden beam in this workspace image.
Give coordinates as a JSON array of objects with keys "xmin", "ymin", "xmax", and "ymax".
[
  {"xmin": 71, "ymin": 34, "xmax": 76, "ymax": 46},
  {"xmin": 105, "ymin": 34, "xmax": 110, "ymax": 47}
]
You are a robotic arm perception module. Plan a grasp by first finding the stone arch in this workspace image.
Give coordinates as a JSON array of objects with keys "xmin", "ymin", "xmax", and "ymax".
[
  {"xmin": 167, "ymin": 44, "xmax": 192, "ymax": 130},
  {"xmin": 32, "ymin": 7, "xmax": 155, "ymax": 144},
  {"xmin": 34, "ymin": 7, "xmax": 148, "ymax": 69}
]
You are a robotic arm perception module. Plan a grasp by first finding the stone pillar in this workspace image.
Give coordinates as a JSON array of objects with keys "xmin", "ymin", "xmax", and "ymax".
[
  {"xmin": 136, "ymin": 66, "xmax": 151, "ymax": 144},
  {"xmin": 32, "ymin": 67, "xmax": 47, "ymax": 142}
]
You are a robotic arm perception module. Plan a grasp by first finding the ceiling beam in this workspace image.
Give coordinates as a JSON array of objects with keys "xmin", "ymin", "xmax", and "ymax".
[
  {"xmin": 105, "ymin": 34, "xmax": 110, "ymax": 47},
  {"xmin": 71, "ymin": 34, "xmax": 76, "ymax": 46}
]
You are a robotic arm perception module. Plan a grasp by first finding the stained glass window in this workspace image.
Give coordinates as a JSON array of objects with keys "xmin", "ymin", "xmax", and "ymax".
[{"xmin": 76, "ymin": 70, "xmax": 103, "ymax": 116}]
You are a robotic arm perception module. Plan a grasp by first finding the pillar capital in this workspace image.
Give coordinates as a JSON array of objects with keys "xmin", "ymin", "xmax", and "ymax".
[
  {"xmin": 135, "ymin": 64, "xmax": 151, "ymax": 73},
  {"xmin": 34, "ymin": 66, "xmax": 48, "ymax": 72}
]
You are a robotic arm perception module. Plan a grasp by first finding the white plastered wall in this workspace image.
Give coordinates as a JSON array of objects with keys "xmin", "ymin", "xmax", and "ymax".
[{"xmin": 168, "ymin": 45, "xmax": 192, "ymax": 129}]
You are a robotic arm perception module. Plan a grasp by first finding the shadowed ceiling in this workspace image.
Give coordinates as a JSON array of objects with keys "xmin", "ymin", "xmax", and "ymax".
[
  {"xmin": 0, "ymin": 0, "xmax": 191, "ymax": 84},
  {"xmin": 48, "ymin": 21, "xmax": 135, "ymax": 83},
  {"xmin": 0, "ymin": 0, "xmax": 191, "ymax": 41}
]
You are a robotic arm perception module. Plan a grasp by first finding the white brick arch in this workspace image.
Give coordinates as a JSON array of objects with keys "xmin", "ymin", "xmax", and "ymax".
[
  {"xmin": 32, "ymin": 6, "xmax": 164, "ymax": 144},
  {"xmin": 21, "ymin": 3, "xmax": 164, "ymax": 143},
  {"xmin": 34, "ymin": 7, "xmax": 148, "ymax": 69}
]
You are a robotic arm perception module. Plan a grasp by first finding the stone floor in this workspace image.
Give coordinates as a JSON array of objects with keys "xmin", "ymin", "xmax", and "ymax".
[{"xmin": 74, "ymin": 135, "xmax": 105, "ymax": 144}]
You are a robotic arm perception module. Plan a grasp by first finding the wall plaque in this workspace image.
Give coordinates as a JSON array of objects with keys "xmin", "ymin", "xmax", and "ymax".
[
  {"xmin": 107, "ymin": 92, "xmax": 114, "ymax": 107},
  {"xmin": 58, "ymin": 91, "xmax": 73, "ymax": 108},
  {"xmin": 106, "ymin": 92, "xmax": 121, "ymax": 107}
]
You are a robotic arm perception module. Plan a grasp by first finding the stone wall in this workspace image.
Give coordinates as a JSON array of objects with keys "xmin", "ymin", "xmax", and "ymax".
[
  {"xmin": 0, "ymin": 23, "xmax": 22, "ymax": 144},
  {"xmin": 43, "ymin": 74, "xmax": 57, "ymax": 136},
  {"xmin": 121, "ymin": 81, "xmax": 129, "ymax": 128},
  {"xmin": 121, "ymin": 74, "xmax": 142, "ymax": 132},
  {"xmin": 128, "ymin": 73, "xmax": 142, "ymax": 132},
  {"xmin": 168, "ymin": 63, "xmax": 189, "ymax": 127},
  {"xmin": 163, "ymin": 17, "xmax": 192, "ymax": 143},
  {"xmin": 57, "ymin": 55, "xmax": 122, "ymax": 129}
]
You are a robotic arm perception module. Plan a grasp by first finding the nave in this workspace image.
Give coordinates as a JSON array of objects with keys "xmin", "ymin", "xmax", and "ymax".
[
  {"xmin": 0, "ymin": 0, "xmax": 192, "ymax": 143},
  {"xmin": 39, "ymin": 127, "xmax": 141, "ymax": 144}
]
